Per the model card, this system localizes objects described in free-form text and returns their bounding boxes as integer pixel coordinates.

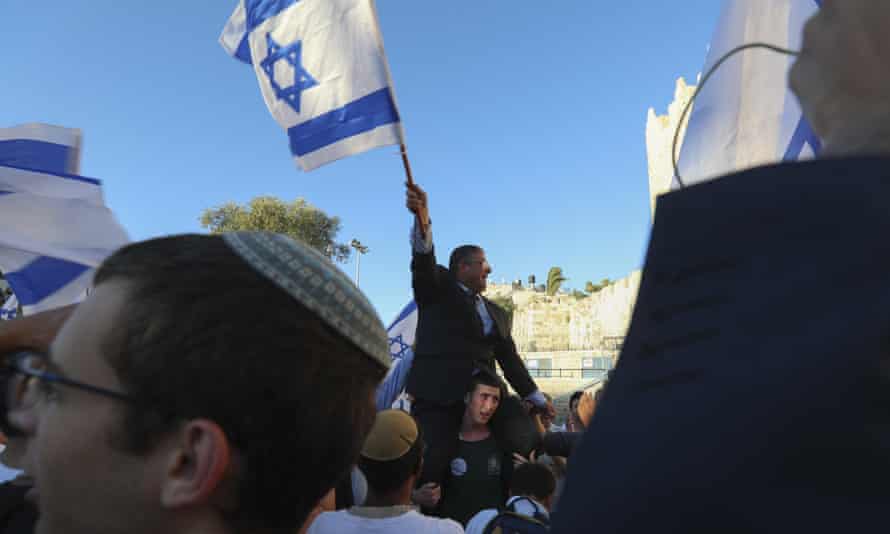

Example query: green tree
[200,196,351,262]
[584,278,614,294]
[546,267,567,296]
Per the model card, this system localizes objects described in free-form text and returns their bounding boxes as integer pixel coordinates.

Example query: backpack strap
[482,510,550,534]
[506,496,550,526]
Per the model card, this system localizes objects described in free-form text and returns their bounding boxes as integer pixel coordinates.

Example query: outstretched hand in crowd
[405,181,430,232]
[412,482,441,508]
[0,304,77,355]
[576,391,596,427]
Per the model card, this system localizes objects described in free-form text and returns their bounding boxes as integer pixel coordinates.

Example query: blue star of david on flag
[375,301,418,410]
[389,334,410,360]
[260,33,318,114]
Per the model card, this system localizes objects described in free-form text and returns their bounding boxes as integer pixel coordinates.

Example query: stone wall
[645,77,696,218]
[488,269,641,355]
[480,78,684,402]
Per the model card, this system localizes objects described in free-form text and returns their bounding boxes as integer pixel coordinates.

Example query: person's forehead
[467,251,488,265]
[49,279,131,378]
[476,383,500,396]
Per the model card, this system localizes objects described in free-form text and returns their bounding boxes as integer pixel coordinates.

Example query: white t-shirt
[308,508,464,534]
[464,496,550,534]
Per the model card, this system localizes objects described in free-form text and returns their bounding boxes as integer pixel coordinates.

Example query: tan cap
[361,410,420,462]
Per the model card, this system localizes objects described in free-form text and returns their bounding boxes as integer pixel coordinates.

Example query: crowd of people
[0,2,886,533]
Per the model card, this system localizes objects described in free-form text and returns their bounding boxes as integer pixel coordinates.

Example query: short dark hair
[358,432,424,494]
[93,235,386,534]
[449,245,483,272]
[465,367,506,398]
[510,463,556,502]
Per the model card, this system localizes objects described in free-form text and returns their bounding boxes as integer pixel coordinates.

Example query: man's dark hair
[93,234,387,534]
[449,245,483,273]
[510,463,556,502]
[465,367,506,398]
[358,433,425,494]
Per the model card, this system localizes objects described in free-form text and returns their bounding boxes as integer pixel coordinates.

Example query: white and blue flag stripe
[219,1,251,64]
[0,124,129,315]
[676,0,822,187]
[0,166,128,267]
[375,300,417,411]
[220,0,404,171]
[0,123,81,175]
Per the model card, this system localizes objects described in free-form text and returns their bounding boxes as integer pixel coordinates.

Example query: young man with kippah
[309,410,463,534]
[2,233,390,534]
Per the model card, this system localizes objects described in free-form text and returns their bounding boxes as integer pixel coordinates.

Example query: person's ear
[160,419,232,509]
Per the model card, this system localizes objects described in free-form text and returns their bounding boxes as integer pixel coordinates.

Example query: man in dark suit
[404,181,555,499]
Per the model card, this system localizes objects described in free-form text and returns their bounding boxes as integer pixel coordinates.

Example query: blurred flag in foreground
[0,123,82,175]
[676,0,822,187]
[0,124,129,315]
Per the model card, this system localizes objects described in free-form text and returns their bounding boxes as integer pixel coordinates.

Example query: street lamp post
[350,239,369,287]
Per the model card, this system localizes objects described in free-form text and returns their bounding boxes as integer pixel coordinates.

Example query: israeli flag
[0,123,82,175]
[220,0,404,171]
[676,0,822,187]
[0,126,129,315]
[0,294,17,321]
[375,300,417,411]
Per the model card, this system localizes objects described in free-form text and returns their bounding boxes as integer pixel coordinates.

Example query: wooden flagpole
[400,142,425,238]
[400,143,415,185]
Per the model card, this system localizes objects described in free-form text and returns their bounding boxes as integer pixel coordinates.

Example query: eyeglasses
[5,351,137,409]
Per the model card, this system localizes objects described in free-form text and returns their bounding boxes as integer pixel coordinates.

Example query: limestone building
[485,78,696,404]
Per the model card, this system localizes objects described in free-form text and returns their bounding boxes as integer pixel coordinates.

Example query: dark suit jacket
[405,248,538,404]
[552,157,890,533]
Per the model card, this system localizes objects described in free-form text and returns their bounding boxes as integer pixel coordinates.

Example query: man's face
[458,250,491,294]
[22,280,166,534]
[789,0,890,148]
[465,384,501,427]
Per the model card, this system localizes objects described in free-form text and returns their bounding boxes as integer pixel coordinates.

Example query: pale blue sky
[1,1,723,322]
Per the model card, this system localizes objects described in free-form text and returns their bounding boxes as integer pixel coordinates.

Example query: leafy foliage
[546,267,568,296]
[200,196,351,262]
[585,278,613,293]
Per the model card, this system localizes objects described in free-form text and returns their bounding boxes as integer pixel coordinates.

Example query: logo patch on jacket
[451,457,468,476]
